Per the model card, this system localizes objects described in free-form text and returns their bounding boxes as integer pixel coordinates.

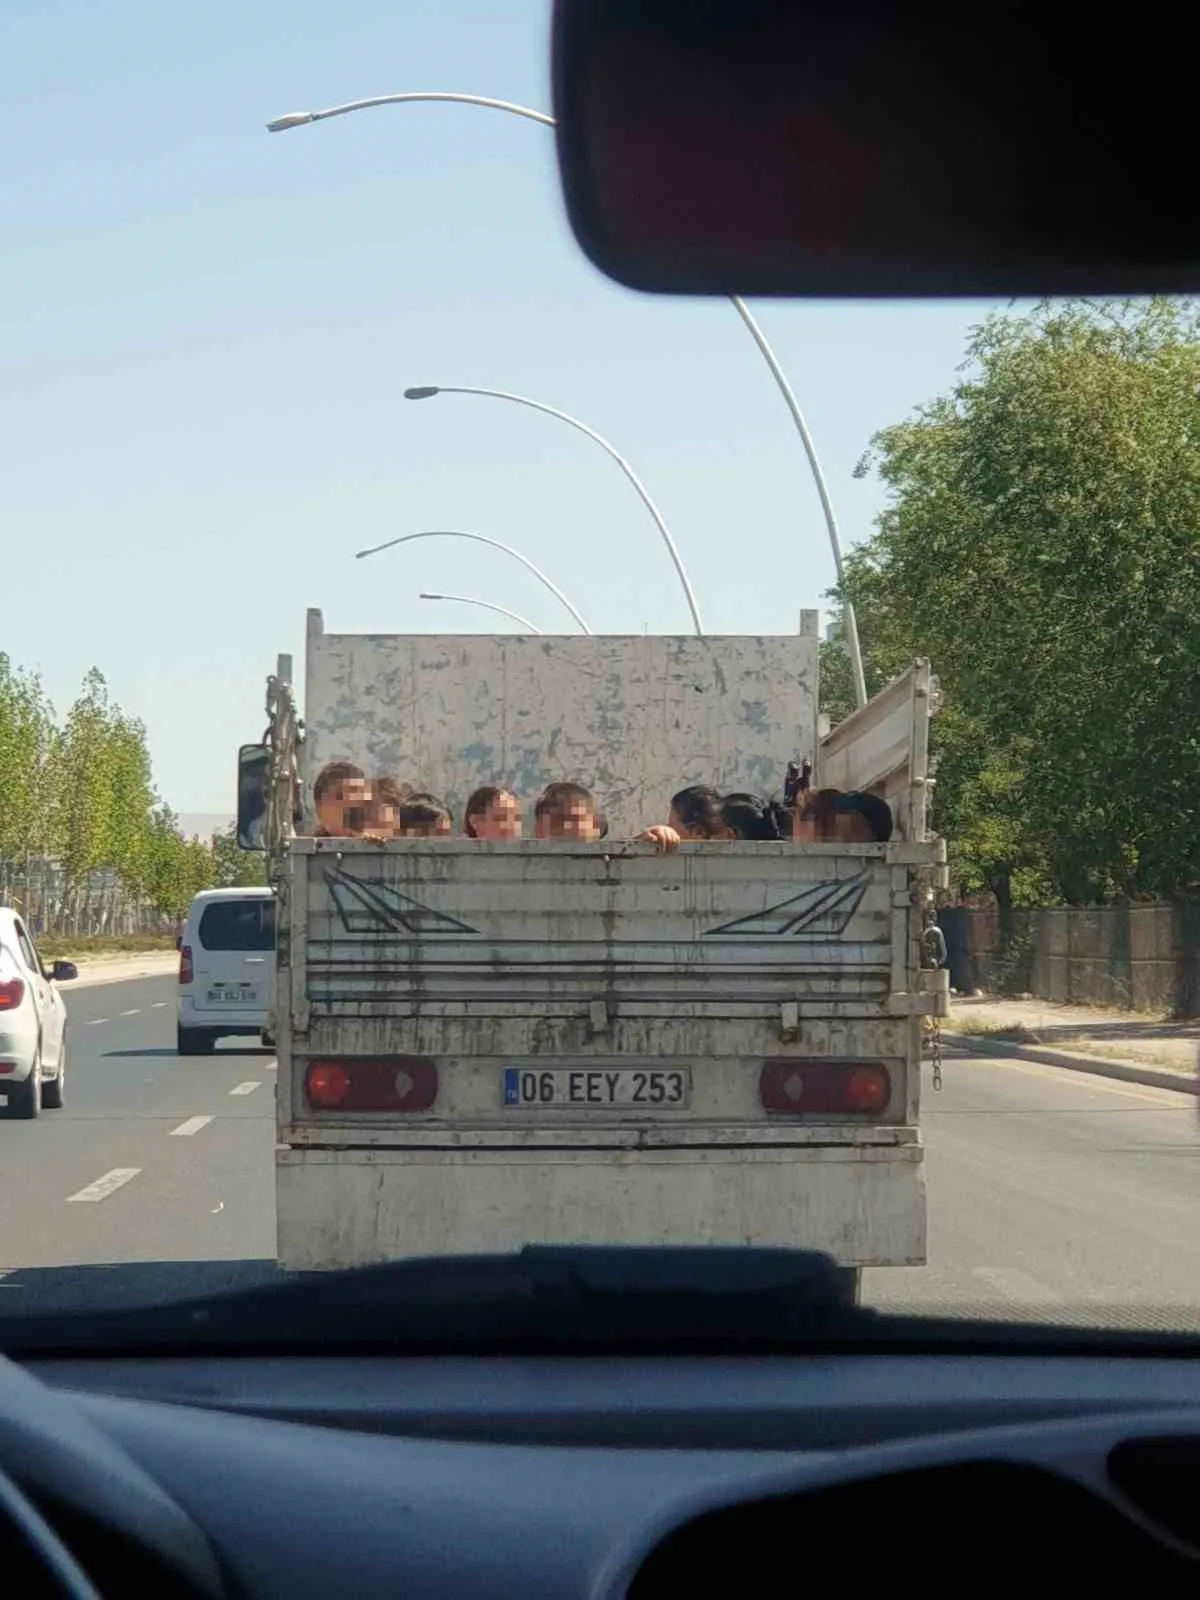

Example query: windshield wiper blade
[0,1247,873,1356]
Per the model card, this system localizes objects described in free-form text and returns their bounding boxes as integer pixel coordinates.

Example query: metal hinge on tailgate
[888,968,949,1016]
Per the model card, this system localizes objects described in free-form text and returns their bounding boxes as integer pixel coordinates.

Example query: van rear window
[197,899,275,952]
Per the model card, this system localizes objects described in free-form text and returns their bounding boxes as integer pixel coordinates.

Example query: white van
[176,887,276,1055]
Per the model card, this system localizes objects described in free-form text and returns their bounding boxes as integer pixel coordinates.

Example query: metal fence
[941,900,1200,1015]
[0,857,168,939]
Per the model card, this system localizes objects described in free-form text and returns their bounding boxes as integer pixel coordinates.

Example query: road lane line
[974,1266,1062,1304]
[86,1019,108,1026]
[120,1008,140,1016]
[230,1081,262,1096]
[150,1002,167,1009]
[67,1168,141,1203]
[169,1115,213,1137]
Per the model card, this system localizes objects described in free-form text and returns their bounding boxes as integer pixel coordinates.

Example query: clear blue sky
[1,0,1008,813]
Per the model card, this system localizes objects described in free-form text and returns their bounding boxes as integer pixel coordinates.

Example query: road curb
[943,1030,1197,1096]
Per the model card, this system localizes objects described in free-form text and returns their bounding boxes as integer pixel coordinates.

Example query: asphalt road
[1,975,1197,1328]
[865,1047,1200,1328]
[0,974,280,1315]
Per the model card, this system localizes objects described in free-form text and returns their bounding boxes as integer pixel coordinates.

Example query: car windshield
[0,1,1196,1343]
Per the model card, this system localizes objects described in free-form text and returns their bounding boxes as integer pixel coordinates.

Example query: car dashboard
[5,1347,1200,1594]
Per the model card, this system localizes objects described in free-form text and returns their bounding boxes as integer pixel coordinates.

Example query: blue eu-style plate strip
[502,1068,520,1106]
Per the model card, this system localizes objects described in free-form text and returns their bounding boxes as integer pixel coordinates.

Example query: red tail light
[304,1058,438,1112]
[760,1060,891,1115]
[0,977,26,1011]
[307,1063,350,1108]
[178,944,194,985]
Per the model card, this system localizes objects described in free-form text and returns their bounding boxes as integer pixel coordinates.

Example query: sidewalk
[61,950,179,989]
[943,994,1198,1095]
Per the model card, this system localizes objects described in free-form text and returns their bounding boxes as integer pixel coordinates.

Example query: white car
[177,887,276,1055]
[0,908,76,1118]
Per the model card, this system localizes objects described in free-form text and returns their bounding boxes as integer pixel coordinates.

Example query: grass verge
[37,933,177,962]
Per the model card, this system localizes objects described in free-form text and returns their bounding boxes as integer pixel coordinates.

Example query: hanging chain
[929,1012,943,1091]
[918,890,946,1093]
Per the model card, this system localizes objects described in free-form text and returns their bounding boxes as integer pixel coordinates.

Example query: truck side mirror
[237,743,271,852]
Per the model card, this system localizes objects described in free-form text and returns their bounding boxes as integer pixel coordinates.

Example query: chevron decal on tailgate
[703,875,867,938]
[324,868,482,937]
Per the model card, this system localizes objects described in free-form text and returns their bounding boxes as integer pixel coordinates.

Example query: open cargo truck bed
[271,612,945,1271]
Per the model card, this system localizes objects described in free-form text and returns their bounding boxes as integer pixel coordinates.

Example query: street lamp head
[418,592,446,601]
[403,386,440,401]
[266,112,316,132]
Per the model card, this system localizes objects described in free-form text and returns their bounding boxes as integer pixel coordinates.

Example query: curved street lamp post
[270,90,864,699]
[419,592,541,633]
[356,529,590,633]
[402,386,702,636]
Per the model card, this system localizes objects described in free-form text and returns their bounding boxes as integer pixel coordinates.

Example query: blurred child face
[789,808,817,842]
[472,792,522,840]
[536,796,600,841]
[318,776,370,835]
[397,814,452,839]
[363,789,399,836]
[668,805,711,840]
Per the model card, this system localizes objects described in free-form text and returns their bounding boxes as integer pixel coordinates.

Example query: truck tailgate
[279,837,943,1148]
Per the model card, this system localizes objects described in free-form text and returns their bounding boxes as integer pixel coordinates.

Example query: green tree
[0,656,55,907]
[1,655,220,934]
[210,823,268,888]
[817,636,858,728]
[141,805,218,920]
[46,669,118,928]
[845,297,1200,904]
[100,710,156,927]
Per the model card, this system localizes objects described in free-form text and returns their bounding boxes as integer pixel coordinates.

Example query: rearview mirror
[50,960,78,983]
[550,0,1198,298]
[237,743,270,852]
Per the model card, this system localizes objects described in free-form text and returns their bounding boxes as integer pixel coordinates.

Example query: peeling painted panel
[819,659,934,840]
[302,629,818,835]
[276,1145,926,1269]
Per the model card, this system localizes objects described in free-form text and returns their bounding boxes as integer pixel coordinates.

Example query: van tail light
[305,1058,438,1112]
[760,1061,891,1115]
[0,977,26,1011]
[178,945,194,985]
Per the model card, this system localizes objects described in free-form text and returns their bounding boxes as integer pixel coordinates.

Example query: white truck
[240,607,947,1290]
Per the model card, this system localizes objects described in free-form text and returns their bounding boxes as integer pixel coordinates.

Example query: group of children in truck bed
[308,762,893,848]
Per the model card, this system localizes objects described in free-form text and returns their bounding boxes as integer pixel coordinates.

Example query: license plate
[207,987,258,1005]
[502,1067,691,1109]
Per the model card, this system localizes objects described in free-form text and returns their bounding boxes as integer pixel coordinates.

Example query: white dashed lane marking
[120,1009,140,1017]
[67,1168,141,1203]
[151,1002,167,1009]
[169,1115,213,1137]
[86,1019,108,1026]
[230,1081,262,1096]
